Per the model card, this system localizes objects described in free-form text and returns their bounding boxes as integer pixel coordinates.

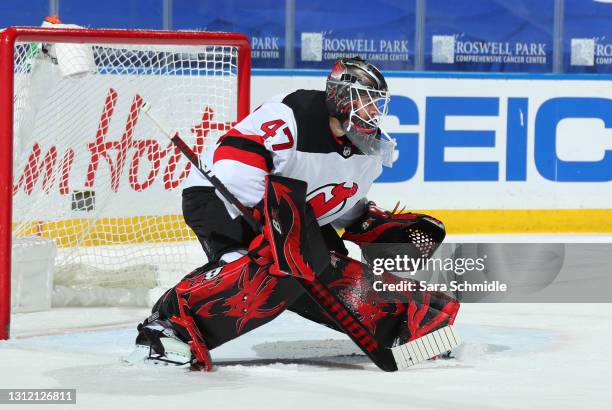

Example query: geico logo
[378,96,612,183]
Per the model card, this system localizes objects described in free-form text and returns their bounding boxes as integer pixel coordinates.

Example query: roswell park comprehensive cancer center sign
[301,33,411,65]
[431,35,548,65]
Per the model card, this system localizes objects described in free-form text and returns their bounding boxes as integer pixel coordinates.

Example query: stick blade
[391,325,461,370]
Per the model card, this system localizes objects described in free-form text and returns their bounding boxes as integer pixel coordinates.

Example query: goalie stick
[139,102,461,371]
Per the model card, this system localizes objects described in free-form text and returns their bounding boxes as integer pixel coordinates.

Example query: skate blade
[125,339,194,368]
[391,325,461,370]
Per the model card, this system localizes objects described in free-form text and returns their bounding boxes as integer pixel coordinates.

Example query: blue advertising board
[3,0,612,73]
[425,0,554,72]
[564,0,612,73]
[294,0,415,70]
[60,0,164,29]
[173,0,285,68]
[0,0,49,28]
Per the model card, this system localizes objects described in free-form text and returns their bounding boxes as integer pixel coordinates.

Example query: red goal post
[0,27,251,339]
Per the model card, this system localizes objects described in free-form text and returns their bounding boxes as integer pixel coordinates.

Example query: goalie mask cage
[0,27,251,339]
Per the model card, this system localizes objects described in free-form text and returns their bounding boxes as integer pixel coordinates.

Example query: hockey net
[0,27,250,338]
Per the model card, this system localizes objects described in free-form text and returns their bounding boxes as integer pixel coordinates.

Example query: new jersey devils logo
[307,182,359,220]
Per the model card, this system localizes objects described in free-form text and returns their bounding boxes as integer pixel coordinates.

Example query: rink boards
[251,71,612,233]
[11,71,612,238]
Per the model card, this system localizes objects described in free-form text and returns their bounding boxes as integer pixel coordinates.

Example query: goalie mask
[326,57,395,167]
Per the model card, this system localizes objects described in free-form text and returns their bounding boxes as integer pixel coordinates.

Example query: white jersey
[183,90,383,228]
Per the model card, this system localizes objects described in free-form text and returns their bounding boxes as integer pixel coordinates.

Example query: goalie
[128,57,460,371]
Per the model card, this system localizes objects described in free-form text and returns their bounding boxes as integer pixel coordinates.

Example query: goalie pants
[182,186,348,262]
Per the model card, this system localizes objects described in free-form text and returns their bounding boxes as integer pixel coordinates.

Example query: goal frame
[0,26,251,340]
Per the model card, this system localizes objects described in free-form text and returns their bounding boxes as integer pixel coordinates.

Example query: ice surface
[1,236,611,409]
[2,305,611,409]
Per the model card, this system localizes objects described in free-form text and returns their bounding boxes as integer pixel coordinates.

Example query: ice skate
[126,318,194,368]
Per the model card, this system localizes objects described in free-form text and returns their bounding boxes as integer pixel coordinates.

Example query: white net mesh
[11,35,241,308]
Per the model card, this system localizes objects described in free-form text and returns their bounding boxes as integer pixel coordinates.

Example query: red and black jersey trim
[214,135,273,173]
[282,89,362,157]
